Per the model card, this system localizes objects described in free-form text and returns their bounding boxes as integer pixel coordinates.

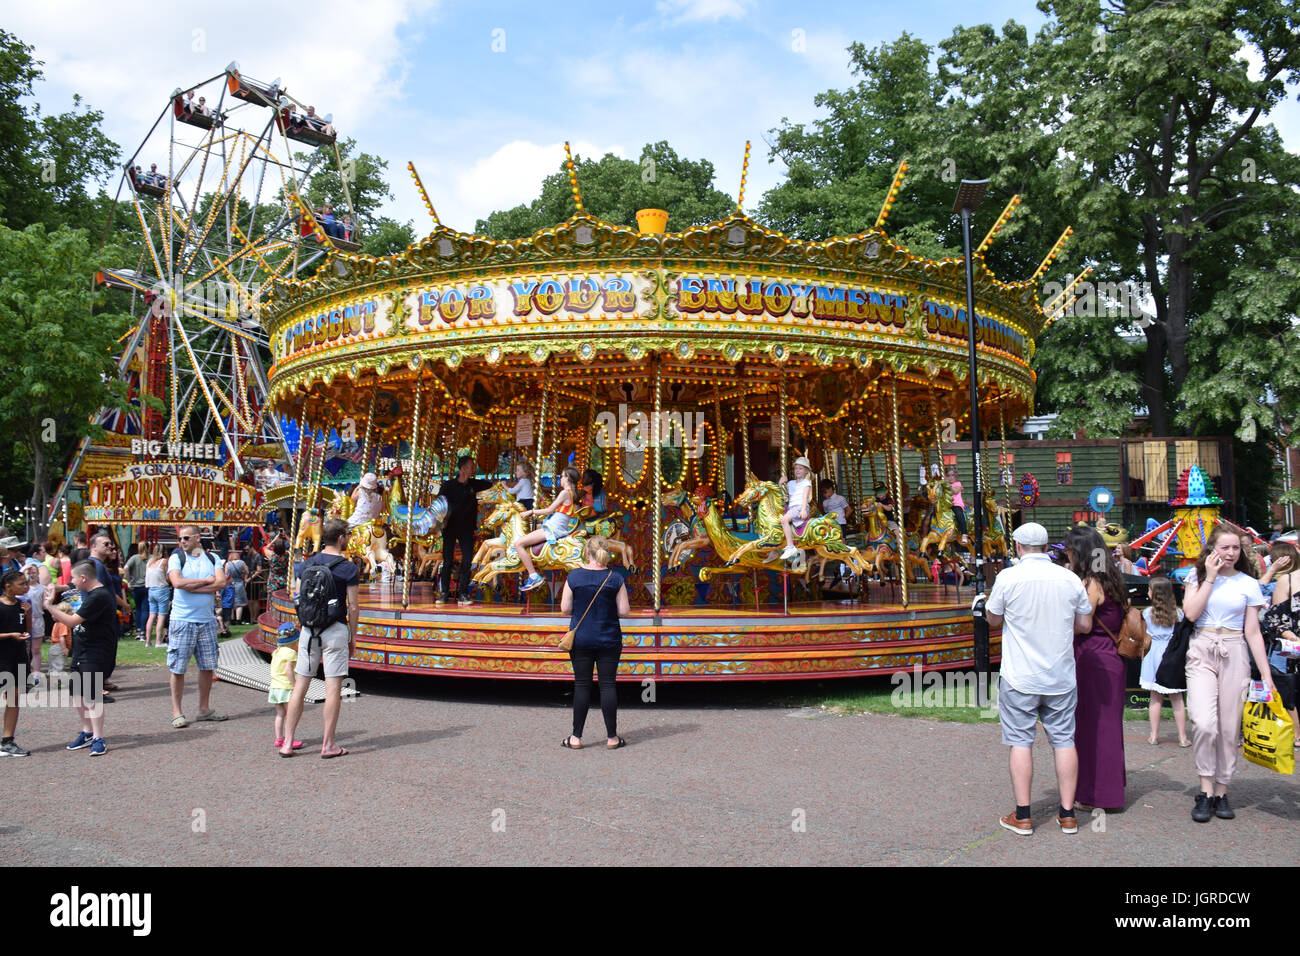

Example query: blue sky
[8,0,1297,233]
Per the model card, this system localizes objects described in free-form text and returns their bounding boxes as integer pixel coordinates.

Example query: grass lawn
[796,673,1180,724]
[39,622,257,669]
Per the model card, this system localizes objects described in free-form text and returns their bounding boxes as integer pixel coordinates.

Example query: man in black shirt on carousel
[437,455,491,606]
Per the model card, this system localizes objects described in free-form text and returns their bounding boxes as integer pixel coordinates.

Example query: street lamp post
[954,179,990,702]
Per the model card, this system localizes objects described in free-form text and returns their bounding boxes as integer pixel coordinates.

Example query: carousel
[249,148,1071,681]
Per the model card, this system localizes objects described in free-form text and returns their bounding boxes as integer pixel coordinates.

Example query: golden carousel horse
[918,479,971,580]
[325,490,394,577]
[470,499,587,588]
[697,475,873,581]
[294,510,322,553]
[469,483,637,574]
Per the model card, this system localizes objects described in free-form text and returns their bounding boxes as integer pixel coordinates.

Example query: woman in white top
[144,545,171,648]
[1181,526,1275,823]
[778,457,814,562]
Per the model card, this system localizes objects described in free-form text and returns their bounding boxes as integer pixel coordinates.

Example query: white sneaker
[781,546,800,561]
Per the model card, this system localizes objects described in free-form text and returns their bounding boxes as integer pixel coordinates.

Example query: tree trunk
[1165,235,1192,398]
[1142,322,1169,436]
[28,431,47,544]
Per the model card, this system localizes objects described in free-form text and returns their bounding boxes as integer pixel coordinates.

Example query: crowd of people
[986,521,1292,831]
[0,525,297,757]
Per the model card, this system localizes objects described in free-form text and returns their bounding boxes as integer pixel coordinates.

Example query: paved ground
[4,663,1298,866]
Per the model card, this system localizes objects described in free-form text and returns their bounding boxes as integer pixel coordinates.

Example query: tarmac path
[4,664,1297,866]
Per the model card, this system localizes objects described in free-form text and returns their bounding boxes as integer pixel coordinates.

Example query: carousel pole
[402,378,423,609]
[652,357,663,623]
[288,415,307,588]
[534,365,550,508]
[714,398,725,491]
[360,387,378,475]
[999,396,1012,524]
[739,380,751,479]
[890,373,909,608]
[778,364,788,478]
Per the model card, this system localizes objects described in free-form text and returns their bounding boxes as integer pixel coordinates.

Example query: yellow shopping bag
[1241,695,1295,775]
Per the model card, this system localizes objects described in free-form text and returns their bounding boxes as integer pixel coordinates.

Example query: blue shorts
[148,586,172,616]
[167,619,220,674]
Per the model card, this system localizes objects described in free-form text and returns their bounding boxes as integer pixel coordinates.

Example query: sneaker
[0,741,30,757]
[457,596,473,606]
[998,811,1033,836]
[780,546,800,561]
[67,731,94,751]
[1191,792,1213,823]
[89,737,107,756]
[1211,794,1235,820]
[521,573,546,592]
[31,674,40,687]
[435,594,448,606]
[1056,811,1078,834]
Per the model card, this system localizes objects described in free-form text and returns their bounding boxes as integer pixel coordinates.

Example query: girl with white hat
[347,473,383,528]
[778,457,814,562]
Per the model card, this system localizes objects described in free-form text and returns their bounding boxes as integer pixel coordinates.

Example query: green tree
[0,224,133,538]
[476,142,736,238]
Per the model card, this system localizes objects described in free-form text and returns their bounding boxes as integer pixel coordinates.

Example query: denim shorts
[167,618,220,674]
[148,586,172,615]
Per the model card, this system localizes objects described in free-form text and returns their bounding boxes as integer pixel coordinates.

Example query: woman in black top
[560,536,630,749]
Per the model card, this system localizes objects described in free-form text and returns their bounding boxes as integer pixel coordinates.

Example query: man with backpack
[279,518,358,759]
[167,525,229,728]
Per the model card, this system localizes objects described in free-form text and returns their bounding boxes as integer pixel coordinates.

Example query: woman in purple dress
[1065,526,1127,809]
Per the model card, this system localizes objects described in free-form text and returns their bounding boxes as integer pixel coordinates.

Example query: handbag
[1098,604,1150,661]
[559,569,614,652]
[1155,616,1196,690]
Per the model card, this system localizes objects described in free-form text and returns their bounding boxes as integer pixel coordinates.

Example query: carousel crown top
[262,146,1072,460]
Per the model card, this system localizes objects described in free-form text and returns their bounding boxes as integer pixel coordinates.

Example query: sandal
[606,736,627,749]
[561,735,582,749]
[1147,734,1158,745]
[171,715,189,728]
[1179,738,1192,748]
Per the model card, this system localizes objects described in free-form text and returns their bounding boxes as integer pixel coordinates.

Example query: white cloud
[655,0,755,23]
[440,139,626,231]
[11,0,438,156]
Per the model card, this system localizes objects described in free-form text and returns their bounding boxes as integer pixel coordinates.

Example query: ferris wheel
[52,62,364,518]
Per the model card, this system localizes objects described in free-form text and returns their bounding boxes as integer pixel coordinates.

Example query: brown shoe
[999,812,1033,835]
[1056,812,1078,834]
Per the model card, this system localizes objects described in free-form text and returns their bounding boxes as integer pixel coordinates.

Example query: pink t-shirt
[950,480,965,509]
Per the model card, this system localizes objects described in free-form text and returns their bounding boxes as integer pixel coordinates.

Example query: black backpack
[296,555,347,631]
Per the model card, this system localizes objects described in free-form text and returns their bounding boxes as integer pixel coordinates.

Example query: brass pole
[714,398,725,490]
[402,379,423,609]
[890,374,908,608]
[360,386,377,474]
[534,366,550,509]
[999,395,1012,522]
[288,416,307,591]
[653,357,663,618]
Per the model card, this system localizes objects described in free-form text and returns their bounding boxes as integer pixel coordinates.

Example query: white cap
[792,457,812,472]
[1011,522,1049,546]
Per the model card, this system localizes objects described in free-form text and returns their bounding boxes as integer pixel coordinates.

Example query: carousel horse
[661,483,712,571]
[470,500,587,588]
[917,479,971,581]
[698,476,873,581]
[386,472,448,577]
[470,482,518,570]
[981,493,1011,564]
[294,509,322,553]
[574,506,637,573]
[325,490,394,577]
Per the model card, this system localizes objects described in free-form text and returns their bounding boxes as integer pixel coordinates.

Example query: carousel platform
[249,581,1000,682]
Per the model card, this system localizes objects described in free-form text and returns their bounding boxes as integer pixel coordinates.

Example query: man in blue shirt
[166,525,228,728]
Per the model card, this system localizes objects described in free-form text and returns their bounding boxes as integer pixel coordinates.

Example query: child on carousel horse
[778,456,815,562]
[505,461,535,511]
[513,466,581,592]
[580,469,606,514]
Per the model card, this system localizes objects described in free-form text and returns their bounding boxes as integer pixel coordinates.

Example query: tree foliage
[476,142,736,238]
[0,224,134,533]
